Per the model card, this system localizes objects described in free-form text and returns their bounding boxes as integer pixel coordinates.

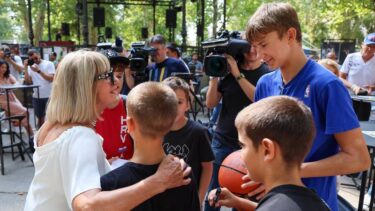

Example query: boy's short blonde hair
[126,82,178,139]
[235,96,315,167]
[46,50,110,125]
[246,3,302,43]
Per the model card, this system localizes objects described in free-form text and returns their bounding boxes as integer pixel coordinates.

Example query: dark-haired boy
[100,82,200,211]
[163,76,214,206]
[208,96,330,211]
[245,3,370,211]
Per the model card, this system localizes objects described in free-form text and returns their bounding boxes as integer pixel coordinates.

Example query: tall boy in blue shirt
[245,3,370,211]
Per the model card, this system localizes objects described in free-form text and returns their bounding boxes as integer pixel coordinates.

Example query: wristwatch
[37,70,41,74]
[236,73,245,81]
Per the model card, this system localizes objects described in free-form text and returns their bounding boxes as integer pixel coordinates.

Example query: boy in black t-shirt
[207,96,330,211]
[101,82,200,211]
[163,76,214,206]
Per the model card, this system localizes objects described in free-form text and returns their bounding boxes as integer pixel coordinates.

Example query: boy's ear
[260,138,276,162]
[286,27,297,42]
[127,116,135,133]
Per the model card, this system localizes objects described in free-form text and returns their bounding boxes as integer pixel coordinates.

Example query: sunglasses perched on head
[95,69,115,85]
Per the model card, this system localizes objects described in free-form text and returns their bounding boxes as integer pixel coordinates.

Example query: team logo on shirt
[120,115,128,144]
[304,84,310,98]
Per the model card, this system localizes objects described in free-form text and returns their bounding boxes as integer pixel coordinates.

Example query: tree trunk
[212,0,218,37]
[34,0,47,45]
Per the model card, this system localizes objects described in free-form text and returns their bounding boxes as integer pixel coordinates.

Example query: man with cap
[95,49,134,163]
[340,33,375,121]
[166,42,190,71]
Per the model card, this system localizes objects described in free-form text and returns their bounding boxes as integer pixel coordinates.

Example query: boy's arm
[73,155,192,210]
[198,161,213,205]
[301,128,370,177]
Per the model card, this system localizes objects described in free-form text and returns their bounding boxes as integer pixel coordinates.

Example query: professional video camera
[97,36,124,52]
[202,30,250,77]
[129,42,156,72]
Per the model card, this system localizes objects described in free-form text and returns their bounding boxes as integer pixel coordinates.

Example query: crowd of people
[0,2,373,211]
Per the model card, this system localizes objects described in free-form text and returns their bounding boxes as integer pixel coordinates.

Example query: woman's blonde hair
[46,50,110,125]
[318,59,340,76]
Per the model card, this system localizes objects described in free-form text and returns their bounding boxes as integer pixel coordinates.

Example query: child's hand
[241,174,266,200]
[207,187,239,208]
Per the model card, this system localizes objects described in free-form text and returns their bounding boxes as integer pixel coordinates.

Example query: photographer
[24,49,55,129]
[205,41,269,211]
[0,45,24,82]
[126,35,189,89]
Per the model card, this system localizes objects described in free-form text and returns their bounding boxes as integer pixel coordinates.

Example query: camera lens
[204,55,228,77]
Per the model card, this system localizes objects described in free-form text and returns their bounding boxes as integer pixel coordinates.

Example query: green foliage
[1,0,374,48]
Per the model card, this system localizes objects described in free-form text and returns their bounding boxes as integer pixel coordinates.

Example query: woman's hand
[225,54,241,77]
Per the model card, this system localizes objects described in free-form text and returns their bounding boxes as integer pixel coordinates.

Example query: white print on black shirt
[163,143,190,160]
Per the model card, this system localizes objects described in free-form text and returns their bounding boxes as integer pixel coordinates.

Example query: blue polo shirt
[255,59,359,211]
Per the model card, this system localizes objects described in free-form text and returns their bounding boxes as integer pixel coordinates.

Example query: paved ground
[0,108,370,211]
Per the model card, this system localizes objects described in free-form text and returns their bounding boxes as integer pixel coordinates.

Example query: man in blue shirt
[126,35,189,89]
[246,3,370,211]
[148,35,189,81]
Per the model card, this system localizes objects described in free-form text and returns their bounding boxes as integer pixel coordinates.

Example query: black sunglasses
[95,69,115,85]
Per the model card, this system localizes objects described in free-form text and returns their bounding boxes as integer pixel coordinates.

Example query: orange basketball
[218,150,258,195]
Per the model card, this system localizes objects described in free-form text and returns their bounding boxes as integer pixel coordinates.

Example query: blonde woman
[25,50,191,211]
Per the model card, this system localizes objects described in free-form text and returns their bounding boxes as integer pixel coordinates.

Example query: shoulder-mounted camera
[202,30,249,77]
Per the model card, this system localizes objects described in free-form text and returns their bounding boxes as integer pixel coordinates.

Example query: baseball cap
[364,33,375,45]
[100,49,129,65]
[166,43,181,57]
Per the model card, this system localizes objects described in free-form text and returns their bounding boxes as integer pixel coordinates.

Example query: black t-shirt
[256,185,331,211]
[149,57,189,82]
[163,119,214,188]
[101,162,200,211]
[216,63,269,147]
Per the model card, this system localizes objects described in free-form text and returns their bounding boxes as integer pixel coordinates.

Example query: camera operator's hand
[4,55,12,63]
[225,54,241,77]
[30,64,41,73]
[224,54,256,102]
[125,67,135,89]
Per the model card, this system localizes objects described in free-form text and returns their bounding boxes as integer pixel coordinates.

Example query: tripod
[188,82,205,121]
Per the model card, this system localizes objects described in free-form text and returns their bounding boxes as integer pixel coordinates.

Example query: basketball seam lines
[220,164,247,175]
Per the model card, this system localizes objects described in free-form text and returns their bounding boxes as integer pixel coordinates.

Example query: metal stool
[0,115,33,175]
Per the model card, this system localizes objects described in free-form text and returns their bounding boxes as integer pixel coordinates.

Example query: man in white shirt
[0,45,24,82]
[340,33,375,121]
[24,49,55,128]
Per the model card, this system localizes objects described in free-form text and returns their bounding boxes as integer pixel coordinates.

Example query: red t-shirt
[95,98,134,159]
